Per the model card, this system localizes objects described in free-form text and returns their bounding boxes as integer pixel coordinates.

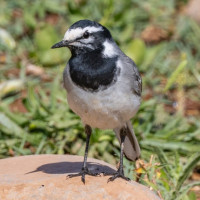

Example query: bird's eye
[83,31,89,39]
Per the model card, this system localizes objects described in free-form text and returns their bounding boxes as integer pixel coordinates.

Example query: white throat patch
[63,26,103,41]
[102,40,117,57]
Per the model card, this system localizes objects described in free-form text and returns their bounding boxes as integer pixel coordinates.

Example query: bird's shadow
[26,161,116,175]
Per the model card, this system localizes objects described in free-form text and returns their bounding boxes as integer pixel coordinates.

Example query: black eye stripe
[83,31,90,39]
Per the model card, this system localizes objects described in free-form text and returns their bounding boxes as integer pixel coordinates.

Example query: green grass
[0,0,200,199]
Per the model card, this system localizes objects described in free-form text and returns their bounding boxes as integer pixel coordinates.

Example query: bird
[51,19,142,184]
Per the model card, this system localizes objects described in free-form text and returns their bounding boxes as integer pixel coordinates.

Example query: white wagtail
[52,19,142,183]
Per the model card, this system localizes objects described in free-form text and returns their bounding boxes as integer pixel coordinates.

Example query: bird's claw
[66,167,101,184]
[106,170,130,182]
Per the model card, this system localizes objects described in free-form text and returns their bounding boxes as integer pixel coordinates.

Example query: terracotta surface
[0,155,160,200]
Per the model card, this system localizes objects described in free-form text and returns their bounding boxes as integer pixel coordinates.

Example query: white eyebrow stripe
[102,40,117,57]
[63,26,103,41]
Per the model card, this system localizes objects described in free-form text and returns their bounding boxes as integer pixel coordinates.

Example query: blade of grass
[154,147,173,179]
[141,140,200,152]
[175,181,200,200]
[164,60,187,92]
[0,113,25,138]
[175,153,200,191]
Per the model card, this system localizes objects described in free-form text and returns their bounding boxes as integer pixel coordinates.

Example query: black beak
[51,40,68,49]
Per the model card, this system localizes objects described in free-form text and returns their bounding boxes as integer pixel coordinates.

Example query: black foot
[66,167,101,184]
[107,170,130,182]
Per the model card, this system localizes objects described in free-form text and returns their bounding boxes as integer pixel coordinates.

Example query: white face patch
[102,40,117,58]
[63,26,103,41]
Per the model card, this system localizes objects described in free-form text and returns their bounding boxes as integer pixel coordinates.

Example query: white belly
[66,83,140,130]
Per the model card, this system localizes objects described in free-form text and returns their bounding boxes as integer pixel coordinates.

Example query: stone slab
[0,154,161,200]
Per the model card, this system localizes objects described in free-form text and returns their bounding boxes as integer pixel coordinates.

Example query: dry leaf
[141,25,168,43]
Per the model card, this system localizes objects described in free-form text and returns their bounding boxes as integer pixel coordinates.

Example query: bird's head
[51,20,115,56]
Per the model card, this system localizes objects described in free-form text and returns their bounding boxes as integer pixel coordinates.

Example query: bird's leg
[107,127,130,182]
[66,125,100,184]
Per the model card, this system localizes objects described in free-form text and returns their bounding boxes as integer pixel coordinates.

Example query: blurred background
[0,0,200,199]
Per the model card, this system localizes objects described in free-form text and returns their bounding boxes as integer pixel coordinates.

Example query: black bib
[69,52,119,92]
